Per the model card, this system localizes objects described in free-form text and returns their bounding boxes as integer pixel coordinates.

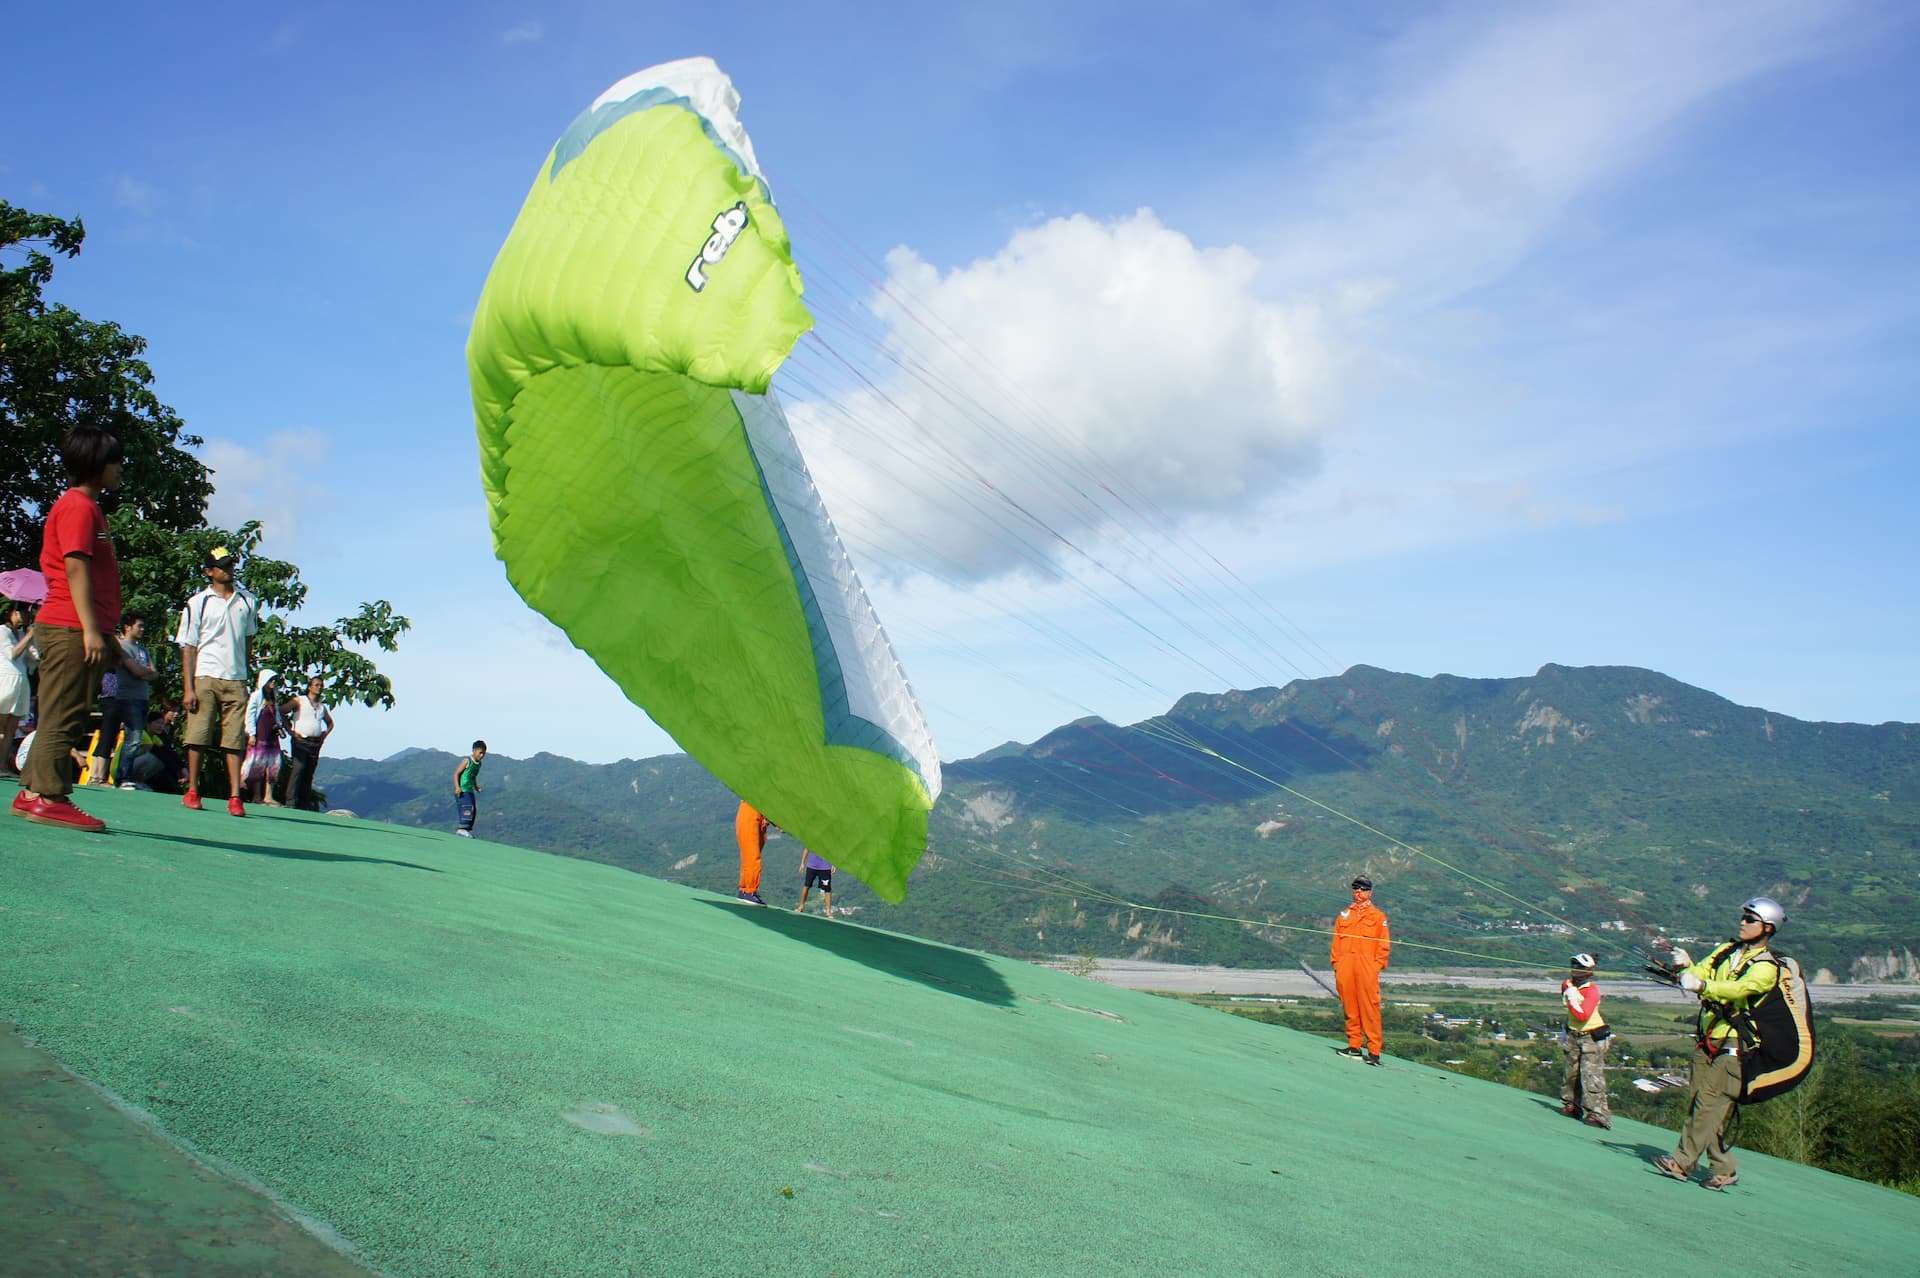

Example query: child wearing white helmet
[1558,952,1611,1129]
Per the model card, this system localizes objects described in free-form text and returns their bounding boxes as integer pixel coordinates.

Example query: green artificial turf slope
[2,788,1916,1277]
[0,1025,374,1276]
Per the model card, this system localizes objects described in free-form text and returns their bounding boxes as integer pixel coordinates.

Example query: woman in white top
[1,600,37,778]
[282,673,334,811]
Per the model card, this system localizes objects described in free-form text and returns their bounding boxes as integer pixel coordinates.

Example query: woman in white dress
[242,668,285,804]
[0,600,36,778]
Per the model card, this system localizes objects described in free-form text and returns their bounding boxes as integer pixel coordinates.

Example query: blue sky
[8,0,1917,764]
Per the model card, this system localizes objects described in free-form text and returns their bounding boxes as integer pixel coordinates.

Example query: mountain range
[315,664,1920,981]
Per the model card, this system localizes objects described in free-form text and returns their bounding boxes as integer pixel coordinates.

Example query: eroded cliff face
[1845,947,1920,984]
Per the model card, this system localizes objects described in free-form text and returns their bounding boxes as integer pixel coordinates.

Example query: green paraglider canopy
[468,57,940,900]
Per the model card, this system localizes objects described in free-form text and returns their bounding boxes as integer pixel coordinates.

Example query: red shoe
[227,795,246,817]
[14,791,106,833]
[182,790,203,811]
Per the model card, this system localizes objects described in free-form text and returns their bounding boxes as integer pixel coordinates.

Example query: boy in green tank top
[452,740,486,836]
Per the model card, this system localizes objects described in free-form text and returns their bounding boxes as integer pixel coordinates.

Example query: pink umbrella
[0,568,48,604]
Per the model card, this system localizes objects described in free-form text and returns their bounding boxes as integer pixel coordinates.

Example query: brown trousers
[22,624,115,800]
[1675,1044,1743,1175]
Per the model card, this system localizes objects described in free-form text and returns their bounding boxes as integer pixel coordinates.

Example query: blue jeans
[97,697,147,781]
[455,791,477,832]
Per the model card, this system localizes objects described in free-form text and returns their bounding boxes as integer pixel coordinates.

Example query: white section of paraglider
[590,57,768,181]
[735,387,942,799]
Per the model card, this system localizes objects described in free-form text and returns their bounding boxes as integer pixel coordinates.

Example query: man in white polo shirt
[175,545,261,816]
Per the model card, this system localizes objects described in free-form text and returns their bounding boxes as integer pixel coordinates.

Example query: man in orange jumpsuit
[735,801,769,906]
[1330,874,1391,1065]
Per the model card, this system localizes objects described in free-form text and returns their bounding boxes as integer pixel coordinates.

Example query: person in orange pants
[735,800,770,906]
[1330,874,1391,1065]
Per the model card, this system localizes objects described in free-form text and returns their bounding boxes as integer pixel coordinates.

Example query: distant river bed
[1079,958,1920,1007]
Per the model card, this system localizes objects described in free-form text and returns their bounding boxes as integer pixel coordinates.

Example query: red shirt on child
[38,488,121,633]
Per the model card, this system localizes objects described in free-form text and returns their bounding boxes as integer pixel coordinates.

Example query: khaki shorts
[184,677,248,752]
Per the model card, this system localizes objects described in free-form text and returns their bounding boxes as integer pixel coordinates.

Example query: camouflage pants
[1560,1032,1610,1122]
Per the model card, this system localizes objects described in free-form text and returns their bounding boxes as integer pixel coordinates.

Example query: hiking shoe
[227,796,246,817]
[1559,1103,1582,1118]
[1702,1171,1738,1191]
[182,789,203,811]
[1652,1155,1692,1182]
[1582,1115,1613,1130]
[1332,1046,1365,1059]
[1365,1053,1383,1067]
[454,829,472,838]
[736,890,766,906]
[13,791,106,833]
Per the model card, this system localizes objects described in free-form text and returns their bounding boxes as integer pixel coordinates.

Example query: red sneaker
[227,796,246,817]
[182,790,203,811]
[9,790,33,818]
[15,792,106,833]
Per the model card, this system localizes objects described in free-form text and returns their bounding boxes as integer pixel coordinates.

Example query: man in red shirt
[12,426,124,832]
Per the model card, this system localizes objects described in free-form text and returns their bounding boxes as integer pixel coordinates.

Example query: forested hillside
[318,664,1920,977]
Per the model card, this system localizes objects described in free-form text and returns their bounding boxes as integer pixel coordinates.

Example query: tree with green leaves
[3,200,409,714]
[1,201,213,568]
[113,516,409,711]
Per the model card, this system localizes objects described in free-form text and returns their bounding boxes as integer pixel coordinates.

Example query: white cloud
[113,175,161,216]
[1263,0,1852,300]
[754,0,1884,728]
[501,20,545,45]
[319,581,678,764]
[266,15,305,52]
[945,2,1090,87]
[781,4,1858,594]
[202,429,333,550]
[787,210,1334,582]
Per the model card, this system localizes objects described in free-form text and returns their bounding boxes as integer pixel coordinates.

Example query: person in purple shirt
[795,847,835,917]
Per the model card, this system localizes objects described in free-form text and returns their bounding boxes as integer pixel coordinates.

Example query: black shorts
[804,867,832,891]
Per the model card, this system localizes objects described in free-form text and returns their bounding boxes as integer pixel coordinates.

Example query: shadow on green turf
[1525,1098,1678,1176]
[701,900,1016,1007]
[158,832,441,872]
[1600,1138,1677,1166]
[248,809,444,841]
